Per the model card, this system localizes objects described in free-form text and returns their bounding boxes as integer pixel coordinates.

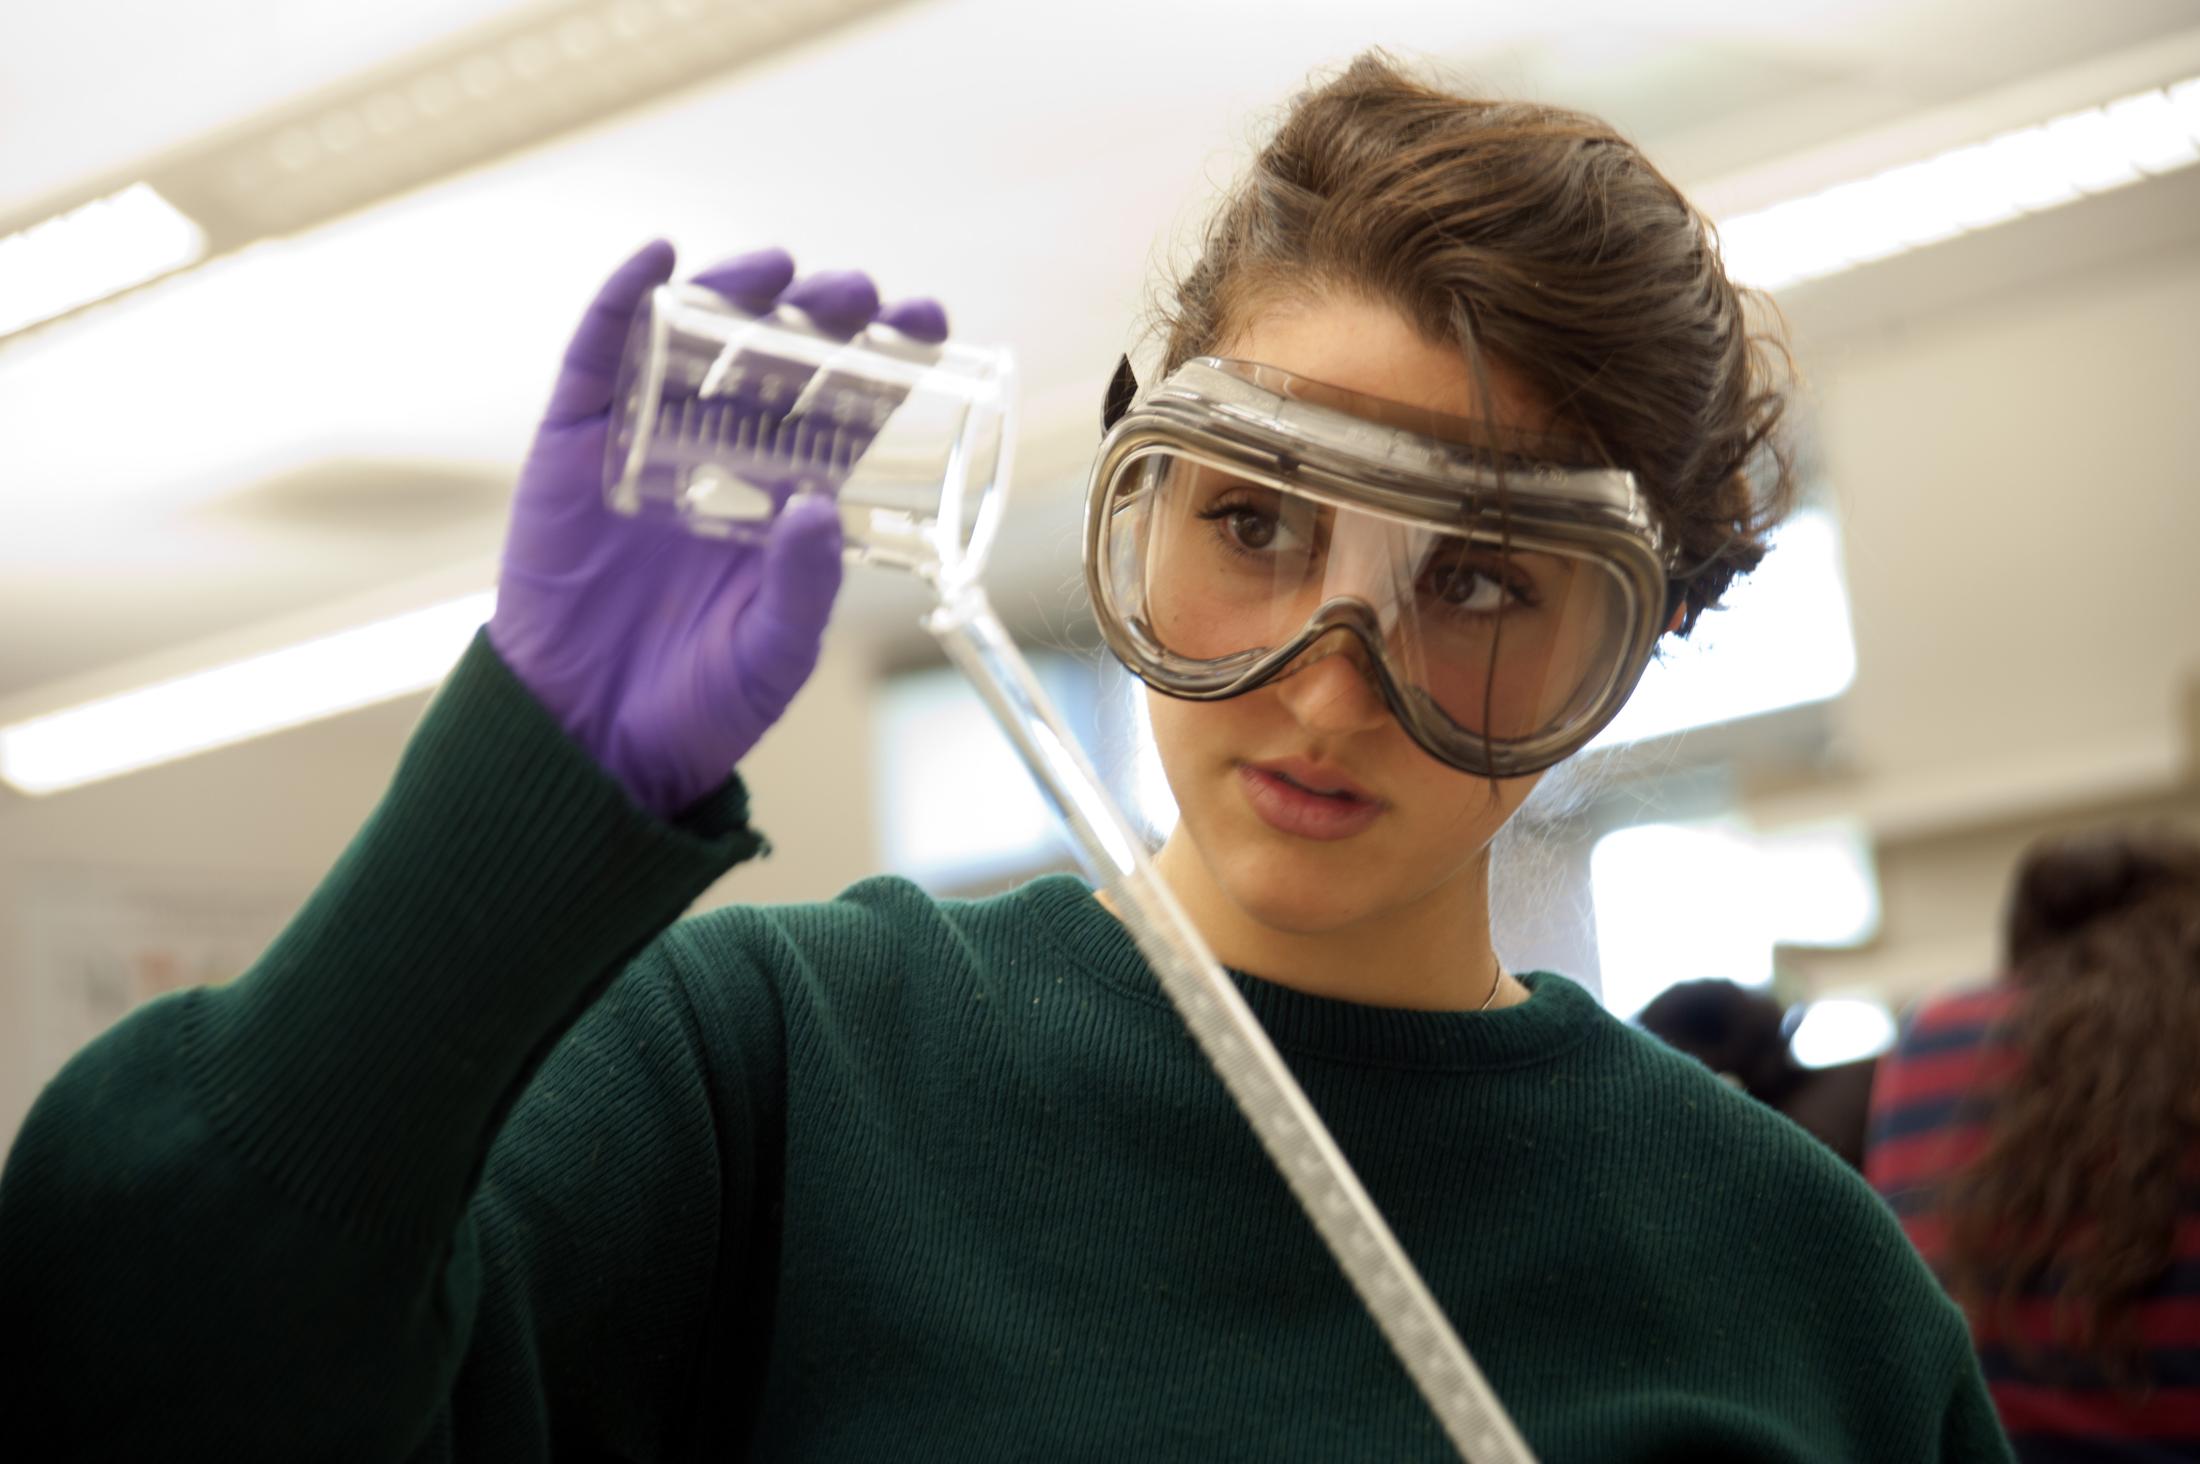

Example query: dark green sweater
[0,633,2010,1462]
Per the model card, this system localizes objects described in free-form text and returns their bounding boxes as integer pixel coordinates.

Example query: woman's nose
[1270,629,1393,739]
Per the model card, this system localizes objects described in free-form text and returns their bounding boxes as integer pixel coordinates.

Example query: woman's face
[1144,294,1553,936]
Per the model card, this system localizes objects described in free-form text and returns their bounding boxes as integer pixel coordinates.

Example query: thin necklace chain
[1476,956,1504,1012]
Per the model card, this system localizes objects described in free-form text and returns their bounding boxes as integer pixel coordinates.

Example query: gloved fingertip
[780,271,882,339]
[691,246,797,311]
[549,240,679,422]
[773,493,845,556]
[717,244,795,275]
[591,239,677,317]
[760,495,845,621]
[624,237,678,279]
[877,297,949,345]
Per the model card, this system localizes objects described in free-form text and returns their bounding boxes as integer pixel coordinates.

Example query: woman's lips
[1237,762,1387,841]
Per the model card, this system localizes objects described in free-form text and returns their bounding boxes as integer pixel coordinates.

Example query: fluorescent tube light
[0,184,208,338]
[1720,75,2200,292]
[0,591,493,796]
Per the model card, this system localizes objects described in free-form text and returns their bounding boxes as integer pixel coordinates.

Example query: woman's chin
[1210,850,1397,936]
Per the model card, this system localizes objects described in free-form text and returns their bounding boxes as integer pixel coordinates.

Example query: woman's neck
[1115,834,1530,1012]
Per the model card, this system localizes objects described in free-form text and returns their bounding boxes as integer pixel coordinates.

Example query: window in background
[1590,508,1856,751]
[875,651,1151,894]
[1590,819,1880,1020]
[1788,998,1899,1069]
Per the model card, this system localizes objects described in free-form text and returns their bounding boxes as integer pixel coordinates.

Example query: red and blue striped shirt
[1868,984,2200,1461]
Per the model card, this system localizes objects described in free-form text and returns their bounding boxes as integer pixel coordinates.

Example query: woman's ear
[1660,580,1688,637]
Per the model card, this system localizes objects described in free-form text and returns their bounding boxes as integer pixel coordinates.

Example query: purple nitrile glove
[489,240,951,818]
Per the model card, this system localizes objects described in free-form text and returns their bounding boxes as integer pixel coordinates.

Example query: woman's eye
[1196,492,1309,557]
[1423,561,1521,612]
[1226,508,1279,550]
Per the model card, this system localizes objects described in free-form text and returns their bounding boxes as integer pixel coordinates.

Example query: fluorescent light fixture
[0,184,208,338]
[0,591,493,796]
[1720,74,2200,291]
[1788,998,1897,1069]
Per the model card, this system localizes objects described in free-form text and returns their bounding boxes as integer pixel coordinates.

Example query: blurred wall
[1503,238,2200,1008]
[1813,248,2200,781]
[1782,784,2200,1007]
[0,637,875,1143]
[1754,240,2200,1010]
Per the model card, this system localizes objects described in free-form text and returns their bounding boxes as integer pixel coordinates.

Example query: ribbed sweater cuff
[187,628,764,1248]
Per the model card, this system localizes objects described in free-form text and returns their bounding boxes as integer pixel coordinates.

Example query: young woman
[1,54,2012,1461]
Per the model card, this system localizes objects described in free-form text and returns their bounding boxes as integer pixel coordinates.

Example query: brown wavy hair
[1943,826,2200,1385]
[1152,50,1797,631]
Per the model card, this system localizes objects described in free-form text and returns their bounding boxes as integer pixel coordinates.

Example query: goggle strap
[1103,354,1139,433]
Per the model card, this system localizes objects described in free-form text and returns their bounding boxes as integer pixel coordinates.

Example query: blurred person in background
[1637,978,1878,1171]
[1868,826,2200,1459]
[2,53,2010,1460]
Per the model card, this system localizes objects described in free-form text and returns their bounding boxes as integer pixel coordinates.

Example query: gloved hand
[488,240,950,818]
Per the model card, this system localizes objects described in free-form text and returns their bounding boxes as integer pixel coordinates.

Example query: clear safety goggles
[1084,357,1683,778]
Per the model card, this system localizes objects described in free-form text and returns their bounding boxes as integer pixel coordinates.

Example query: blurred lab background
[3,0,2198,1144]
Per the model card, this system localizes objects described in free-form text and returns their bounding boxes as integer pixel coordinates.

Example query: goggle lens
[1110,453,1641,753]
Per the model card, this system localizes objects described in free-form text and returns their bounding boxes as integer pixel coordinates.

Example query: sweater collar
[1018,873,1608,1072]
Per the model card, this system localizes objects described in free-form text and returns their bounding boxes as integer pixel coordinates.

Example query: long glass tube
[924,583,1537,1464]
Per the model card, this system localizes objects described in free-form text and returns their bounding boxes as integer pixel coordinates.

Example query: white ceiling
[3,0,2198,704]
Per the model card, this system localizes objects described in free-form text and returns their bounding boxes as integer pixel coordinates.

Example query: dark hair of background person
[1150,48,1799,636]
[1637,979,1878,1171]
[1943,826,2200,1386]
